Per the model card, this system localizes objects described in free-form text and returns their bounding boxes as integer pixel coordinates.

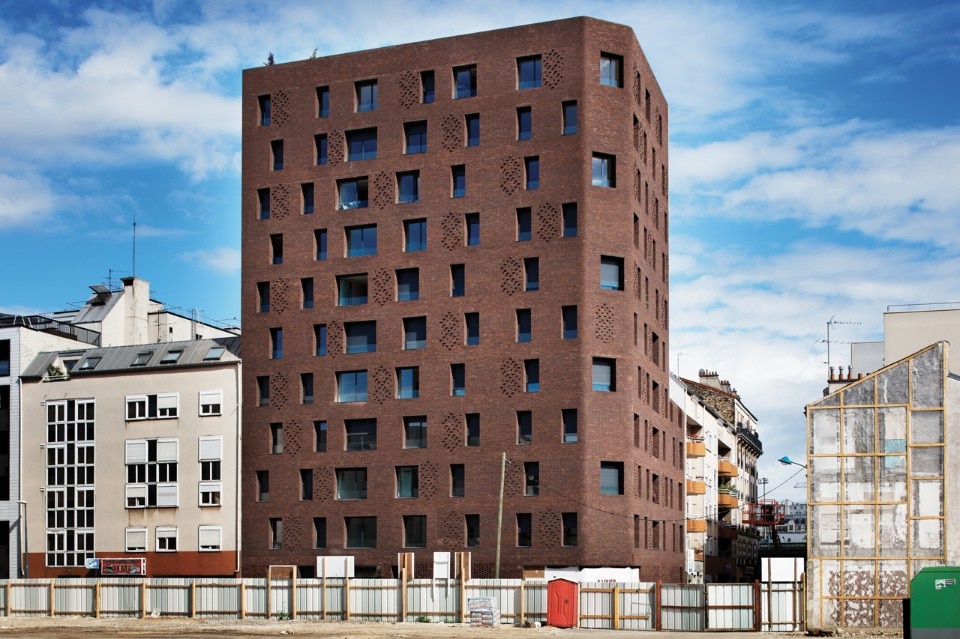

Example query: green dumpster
[910,567,960,639]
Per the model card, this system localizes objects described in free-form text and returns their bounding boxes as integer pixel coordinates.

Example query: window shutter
[125,440,147,464]
[157,483,178,507]
[157,439,178,462]
[199,436,222,461]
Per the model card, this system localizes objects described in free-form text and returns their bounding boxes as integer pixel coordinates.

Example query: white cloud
[182,246,240,273]
[0,173,58,228]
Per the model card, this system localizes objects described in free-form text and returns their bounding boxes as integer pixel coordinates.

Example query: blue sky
[2,0,958,500]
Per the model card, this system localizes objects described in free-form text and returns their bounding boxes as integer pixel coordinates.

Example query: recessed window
[465,312,479,346]
[397,466,419,498]
[300,469,313,500]
[271,139,283,170]
[421,70,435,103]
[257,282,270,313]
[346,128,377,161]
[257,376,269,406]
[316,86,329,117]
[451,363,466,397]
[465,212,480,246]
[270,234,283,265]
[517,56,541,89]
[315,229,328,260]
[524,257,539,291]
[517,106,532,141]
[338,177,369,209]
[466,514,480,547]
[562,513,578,546]
[257,470,270,501]
[315,134,328,165]
[344,321,376,354]
[337,273,368,306]
[345,419,376,451]
[453,64,477,98]
[562,101,577,135]
[337,467,368,499]
[525,156,539,190]
[346,224,377,257]
[451,264,465,297]
[600,52,623,88]
[403,416,427,449]
[301,373,313,405]
[314,324,327,356]
[451,464,465,497]
[404,218,426,252]
[301,183,314,214]
[465,114,480,146]
[396,268,419,301]
[524,461,540,496]
[258,94,271,126]
[466,413,480,447]
[403,515,427,548]
[301,278,314,309]
[314,420,327,452]
[517,410,532,444]
[403,316,427,350]
[517,513,532,547]
[397,366,420,399]
[404,121,427,154]
[562,202,578,237]
[562,409,578,443]
[269,328,283,359]
[397,170,420,203]
[600,255,624,290]
[600,461,624,495]
[592,153,616,187]
[524,359,540,392]
[516,208,531,241]
[345,516,376,548]
[516,308,531,343]
[452,164,466,198]
[592,357,616,392]
[336,370,368,403]
[257,188,270,219]
[157,526,178,552]
[355,79,378,112]
[314,517,327,548]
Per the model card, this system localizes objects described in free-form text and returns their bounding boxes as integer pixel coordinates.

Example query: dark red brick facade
[241,17,681,580]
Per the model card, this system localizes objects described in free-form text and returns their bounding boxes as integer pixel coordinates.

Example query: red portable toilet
[546,578,579,628]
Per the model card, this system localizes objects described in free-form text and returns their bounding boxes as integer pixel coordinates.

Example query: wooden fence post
[140,580,147,618]
[344,576,351,621]
[48,581,55,617]
[94,581,101,618]
[519,581,525,626]
[5,581,11,617]
[190,580,197,618]
[655,580,661,631]
[612,583,620,630]
[239,580,246,619]
[754,580,761,632]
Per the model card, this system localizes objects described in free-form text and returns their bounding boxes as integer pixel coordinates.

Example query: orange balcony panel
[718,460,738,477]
[686,480,706,495]
[719,525,738,540]
[718,493,739,509]
[687,519,707,533]
[686,441,706,457]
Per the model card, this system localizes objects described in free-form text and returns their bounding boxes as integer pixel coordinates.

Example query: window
[562,305,577,339]
[592,153,616,187]
[600,461,624,495]
[301,277,314,309]
[345,418,376,451]
[465,312,480,346]
[562,513,578,546]
[346,224,377,257]
[125,439,178,508]
[199,526,221,552]
[421,70,435,103]
[562,409,578,443]
[345,516,376,548]
[516,308,531,343]
[451,264,465,297]
[314,420,327,452]
[299,182,314,215]
[315,324,327,356]
[199,436,221,506]
[404,416,427,449]
[466,514,480,547]
[130,350,151,367]
[257,188,270,219]
[516,207,531,241]
[301,373,314,404]
[199,390,222,416]
[562,101,577,135]
[396,268,419,301]
[593,358,616,392]
[270,423,283,454]
[126,528,147,552]
[600,52,623,87]
[315,229,328,260]
[270,327,283,359]
[345,321,376,354]
[316,85,330,117]
[204,346,225,361]
[465,212,480,245]
[397,466,419,498]
[337,468,367,499]
[270,234,283,264]
[601,255,624,290]
[346,128,378,161]
[451,363,466,397]
[257,376,269,406]
[314,518,327,548]
[524,462,539,496]
[338,177,369,209]
[517,55,541,89]
[517,513,532,547]
[465,413,480,447]
[337,273,368,306]
[465,113,480,146]
[517,411,532,444]
[404,218,427,252]
[404,121,427,154]
[258,94,271,125]
[299,469,314,501]
[78,355,101,370]
[403,316,427,350]
[397,170,420,203]
[453,64,476,98]
[315,134,328,165]
[517,106,532,140]
[157,527,178,552]
[524,359,540,392]
[403,515,427,548]
[452,164,466,197]
[337,370,368,402]
[397,367,420,399]
[562,202,577,237]
[125,393,179,420]
[271,139,283,170]
[521,258,541,292]
[355,79,378,111]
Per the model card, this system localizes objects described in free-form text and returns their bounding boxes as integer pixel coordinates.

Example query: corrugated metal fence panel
[579,581,613,629]
[268,578,292,618]
[406,579,460,622]
[523,580,547,623]
[619,582,656,630]
[244,578,268,618]
[661,584,706,631]
[10,579,52,616]
[707,583,755,631]
[323,578,347,620]
[294,578,323,619]
[762,581,804,632]
[349,579,398,622]
[195,578,241,618]
[466,579,522,621]
[148,577,189,616]
[53,578,94,615]
[99,579,143,617]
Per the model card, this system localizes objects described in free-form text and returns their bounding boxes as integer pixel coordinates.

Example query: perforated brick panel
[398,70,419,109]
[272,89,291,127]
[538,510,561,546]
[371,268,392,305]
[504,461,523,497]
[420,462,440,498]
[370,366,392,403]
[315,465,332,502]
[271,184,291,221]
[328,130,344,166]
[542,49,564,89]
[536,202,560,241]
[441,212,461,251]
[285,420,303,455]
[596,303,615,343]
[500,156,522,195]
[271,372,290,409]
[271,278,291,314]
[499,359,522,398]
[500,257,522,296]
[439,511,463,549]
[440,114,462,151]
[439,312,460,350]
[285,514,304,548]
[633,64,642,106]
[441,412,462,451]
[373,171,392,209]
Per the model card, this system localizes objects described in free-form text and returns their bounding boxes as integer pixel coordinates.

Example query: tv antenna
[822,316,861,372]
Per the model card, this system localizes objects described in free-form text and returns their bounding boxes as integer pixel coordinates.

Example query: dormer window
[131,351,152,367]
[203,346,226,361]
[78,356,101,370]
[160,350,182,365]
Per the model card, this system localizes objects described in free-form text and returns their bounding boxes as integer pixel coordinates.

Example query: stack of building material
[467,597,500,627]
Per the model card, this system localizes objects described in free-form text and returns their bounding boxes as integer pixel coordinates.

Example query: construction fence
[0,577,804,632]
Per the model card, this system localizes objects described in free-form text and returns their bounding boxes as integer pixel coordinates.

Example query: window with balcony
[347,128,378,161]
[344,321,376,354]
[517,410,532,444]
[404,218,426,252]
[337,467,367,499]
[397,170,420,203]
[337,370,368,403]
[396,268,419,301]
[397,367,420,399]
[338,177,369,209]
[355,79,377,112]
[346,224,377,257]
[403,316,427,350]
[517,56,541,89]
[453,65,476,98]
[337,274,368,306]
[345,419,376,451]
[403,416,427,449]
[404,121,427,154]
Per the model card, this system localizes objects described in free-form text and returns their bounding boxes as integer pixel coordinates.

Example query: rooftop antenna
[823,315,861,373]
[132,210,137,277]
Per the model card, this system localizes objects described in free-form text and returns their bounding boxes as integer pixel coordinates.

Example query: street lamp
[778,456,807,469]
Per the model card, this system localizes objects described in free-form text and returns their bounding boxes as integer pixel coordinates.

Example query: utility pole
[759,477,768,500]
[495,452,506,578]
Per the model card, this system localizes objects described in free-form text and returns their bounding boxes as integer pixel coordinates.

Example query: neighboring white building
[20,338,241,577]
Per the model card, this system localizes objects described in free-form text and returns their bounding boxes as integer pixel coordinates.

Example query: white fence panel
[100,579,142,617]
[761,581,804,632]
[523,580,547,624]
[661,584,705,631]
[11,580,51,616]
[406,579,460,622]
[244,578,268,618]
[349,578,398,622]
[149,577,188,616]
[707,583,754,630]
[196,578,241,618]
[53,578,94,616]
[268,578,292,618]
[579,581,613,629]
[466,579,522,623]
[619,582,656,630]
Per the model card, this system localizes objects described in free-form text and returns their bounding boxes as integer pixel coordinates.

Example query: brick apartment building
[241,16,681,580]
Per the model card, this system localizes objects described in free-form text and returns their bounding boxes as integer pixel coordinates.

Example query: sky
[2,0,958,501]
